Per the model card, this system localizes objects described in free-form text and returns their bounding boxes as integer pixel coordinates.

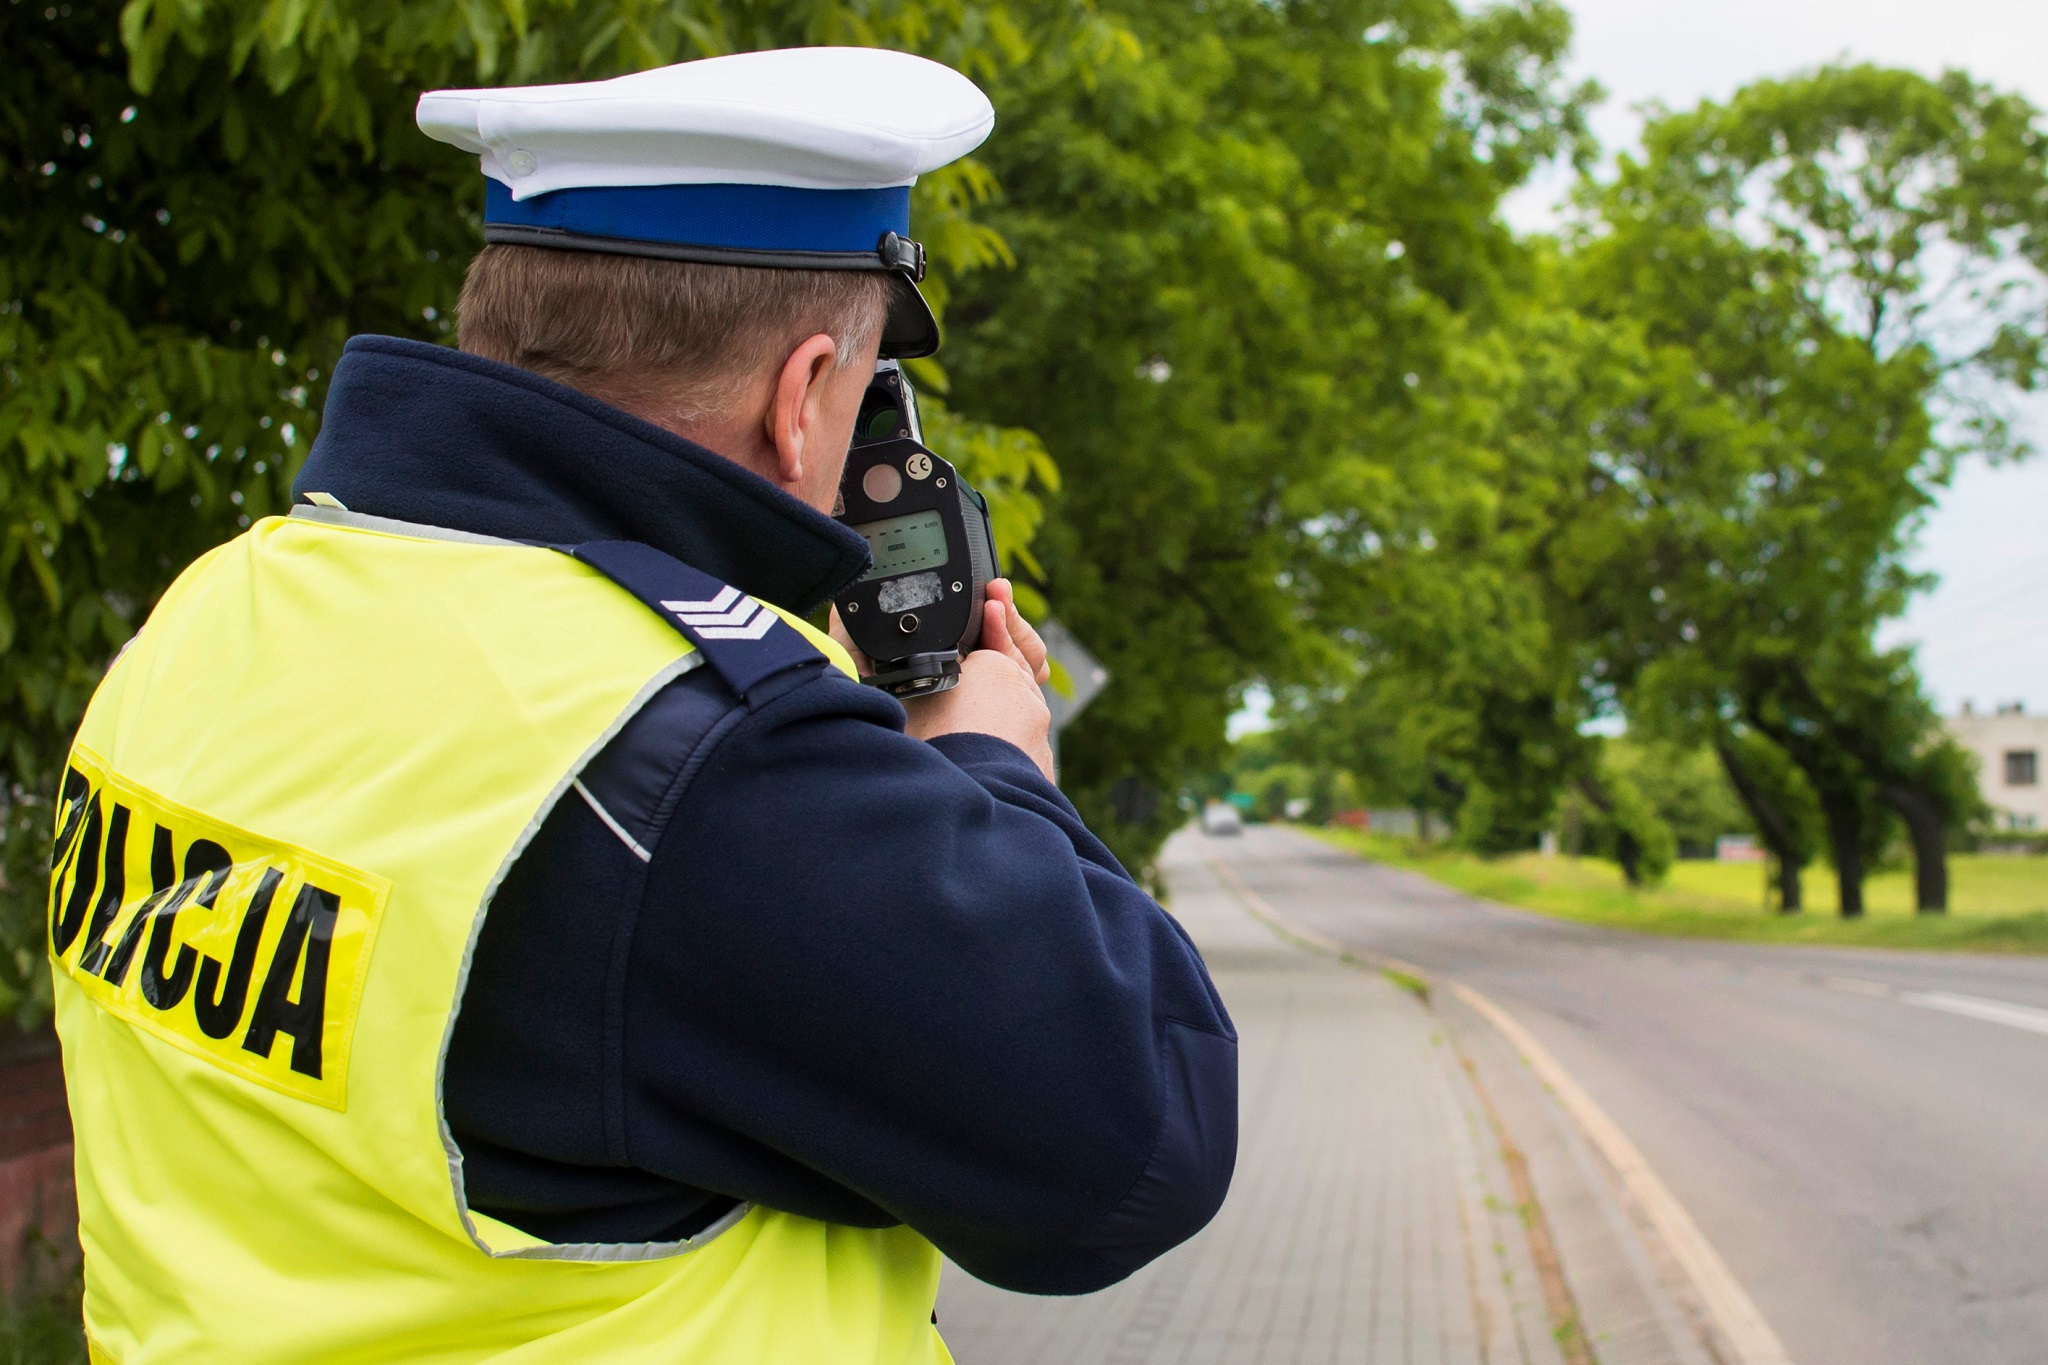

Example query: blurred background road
[945,827,2048,1365]
[1210,826,2048,1365]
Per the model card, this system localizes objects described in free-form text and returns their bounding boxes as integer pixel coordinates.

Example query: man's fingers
[982,600,1034,679]
[1005,601,1051,684]
[981,582,1023,663]
[982,579,1048,683]
[980,598,1010,655]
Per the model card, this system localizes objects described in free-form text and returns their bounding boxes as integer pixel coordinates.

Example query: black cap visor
[880,274,940,359]
[482,224,940,358]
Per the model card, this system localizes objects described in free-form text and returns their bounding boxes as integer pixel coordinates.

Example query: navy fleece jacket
[293,336,1237,1295]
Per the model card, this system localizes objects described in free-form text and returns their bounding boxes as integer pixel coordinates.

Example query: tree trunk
[1821,795,1865,917]
[1577,775,1642,886]
[1774,854,1803,912]
[1427,771,1466,844]
[1739,704,1867,919]
[1885,783,1949,913]
[1715,741,1803,912]
[1615,830,1643,887]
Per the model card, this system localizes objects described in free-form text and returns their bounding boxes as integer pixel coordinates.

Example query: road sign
[1038,618,1109,732]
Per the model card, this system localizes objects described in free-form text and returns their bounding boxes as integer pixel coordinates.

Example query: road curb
[1447,984,1792,1365]
[1206,854,1795,1365]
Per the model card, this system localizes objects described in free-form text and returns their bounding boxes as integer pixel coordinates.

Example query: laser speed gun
[833,361,999,699]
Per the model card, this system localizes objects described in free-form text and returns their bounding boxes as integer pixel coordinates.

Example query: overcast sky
[1505,0,2048,718]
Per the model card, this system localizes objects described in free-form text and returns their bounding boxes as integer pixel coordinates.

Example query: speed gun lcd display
[857,511,951,580]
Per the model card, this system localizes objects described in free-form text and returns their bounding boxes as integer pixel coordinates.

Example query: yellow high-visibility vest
[49,510,950,1364]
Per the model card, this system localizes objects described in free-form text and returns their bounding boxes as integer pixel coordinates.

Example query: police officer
[48,47,1237,1363]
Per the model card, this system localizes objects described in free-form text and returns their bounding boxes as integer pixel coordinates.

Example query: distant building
[1715,835,1765,862]
[1949,702,2048,831]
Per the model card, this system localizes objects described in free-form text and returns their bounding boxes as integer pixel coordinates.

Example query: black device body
[834,362,999,698]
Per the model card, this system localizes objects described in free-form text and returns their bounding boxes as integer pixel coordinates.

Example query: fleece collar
[293,335,871,614]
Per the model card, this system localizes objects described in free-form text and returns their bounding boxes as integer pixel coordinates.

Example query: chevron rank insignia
[660,586,776,641]
[564,539,827,700]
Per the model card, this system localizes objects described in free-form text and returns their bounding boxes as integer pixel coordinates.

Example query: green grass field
[1305,827,2048,953]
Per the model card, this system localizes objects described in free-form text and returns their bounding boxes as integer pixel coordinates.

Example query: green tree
[1561,65,2048,915]
[1711,728,1824,911]
[1605,737,1750,859]
[1738,639,1986,912]
[1561,747,1675,886]
[947,0,1594,873]
[1271,283,1656,861]
[1272,646,1589,855]
[1622,647,1826,908]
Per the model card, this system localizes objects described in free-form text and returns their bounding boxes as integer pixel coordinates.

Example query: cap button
[506,149,537,177]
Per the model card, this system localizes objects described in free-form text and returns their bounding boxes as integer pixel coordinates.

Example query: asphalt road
[1206,825,2048,1365]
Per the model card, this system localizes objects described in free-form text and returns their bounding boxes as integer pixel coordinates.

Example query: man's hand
[831,579,1056,782]
[906,579,1054,779]
[974,578,1053,687]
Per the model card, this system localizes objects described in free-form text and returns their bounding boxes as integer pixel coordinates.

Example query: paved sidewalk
[936,832,1564,1365]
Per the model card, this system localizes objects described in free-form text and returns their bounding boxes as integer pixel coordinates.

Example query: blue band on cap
[485,179,911,254]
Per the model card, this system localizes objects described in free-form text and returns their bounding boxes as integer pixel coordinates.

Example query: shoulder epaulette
[565,541,825,701]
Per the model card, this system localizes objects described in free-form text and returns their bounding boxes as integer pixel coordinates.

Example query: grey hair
[458,245,893,421]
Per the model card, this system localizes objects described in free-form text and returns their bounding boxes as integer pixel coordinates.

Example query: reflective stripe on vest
[52,511,948,1365]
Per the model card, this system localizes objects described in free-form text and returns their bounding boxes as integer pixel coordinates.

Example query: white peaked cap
[417,47,996,200]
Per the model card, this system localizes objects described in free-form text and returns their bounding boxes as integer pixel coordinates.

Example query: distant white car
[1201,802,1244,835]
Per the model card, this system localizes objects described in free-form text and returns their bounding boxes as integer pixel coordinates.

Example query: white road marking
[1812,976,2048,1039]
[1901,990,2048,1037]
[1203,852,1795,1365]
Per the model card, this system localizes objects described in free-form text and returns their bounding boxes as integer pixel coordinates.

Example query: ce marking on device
[905,452,933,480]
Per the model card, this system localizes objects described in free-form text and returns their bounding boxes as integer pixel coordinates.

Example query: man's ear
[764,333,841,490]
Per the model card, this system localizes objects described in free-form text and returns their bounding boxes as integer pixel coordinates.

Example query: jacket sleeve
[616,665,1238,1295]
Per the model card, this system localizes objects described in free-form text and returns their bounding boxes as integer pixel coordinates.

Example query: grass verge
[1380,966,1432,1004]
[1306,827,2048,954]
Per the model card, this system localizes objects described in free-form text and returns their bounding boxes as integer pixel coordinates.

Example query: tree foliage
[1561,66,2045,913]
[1269,65,2042,914]
[947,0,1594,872]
